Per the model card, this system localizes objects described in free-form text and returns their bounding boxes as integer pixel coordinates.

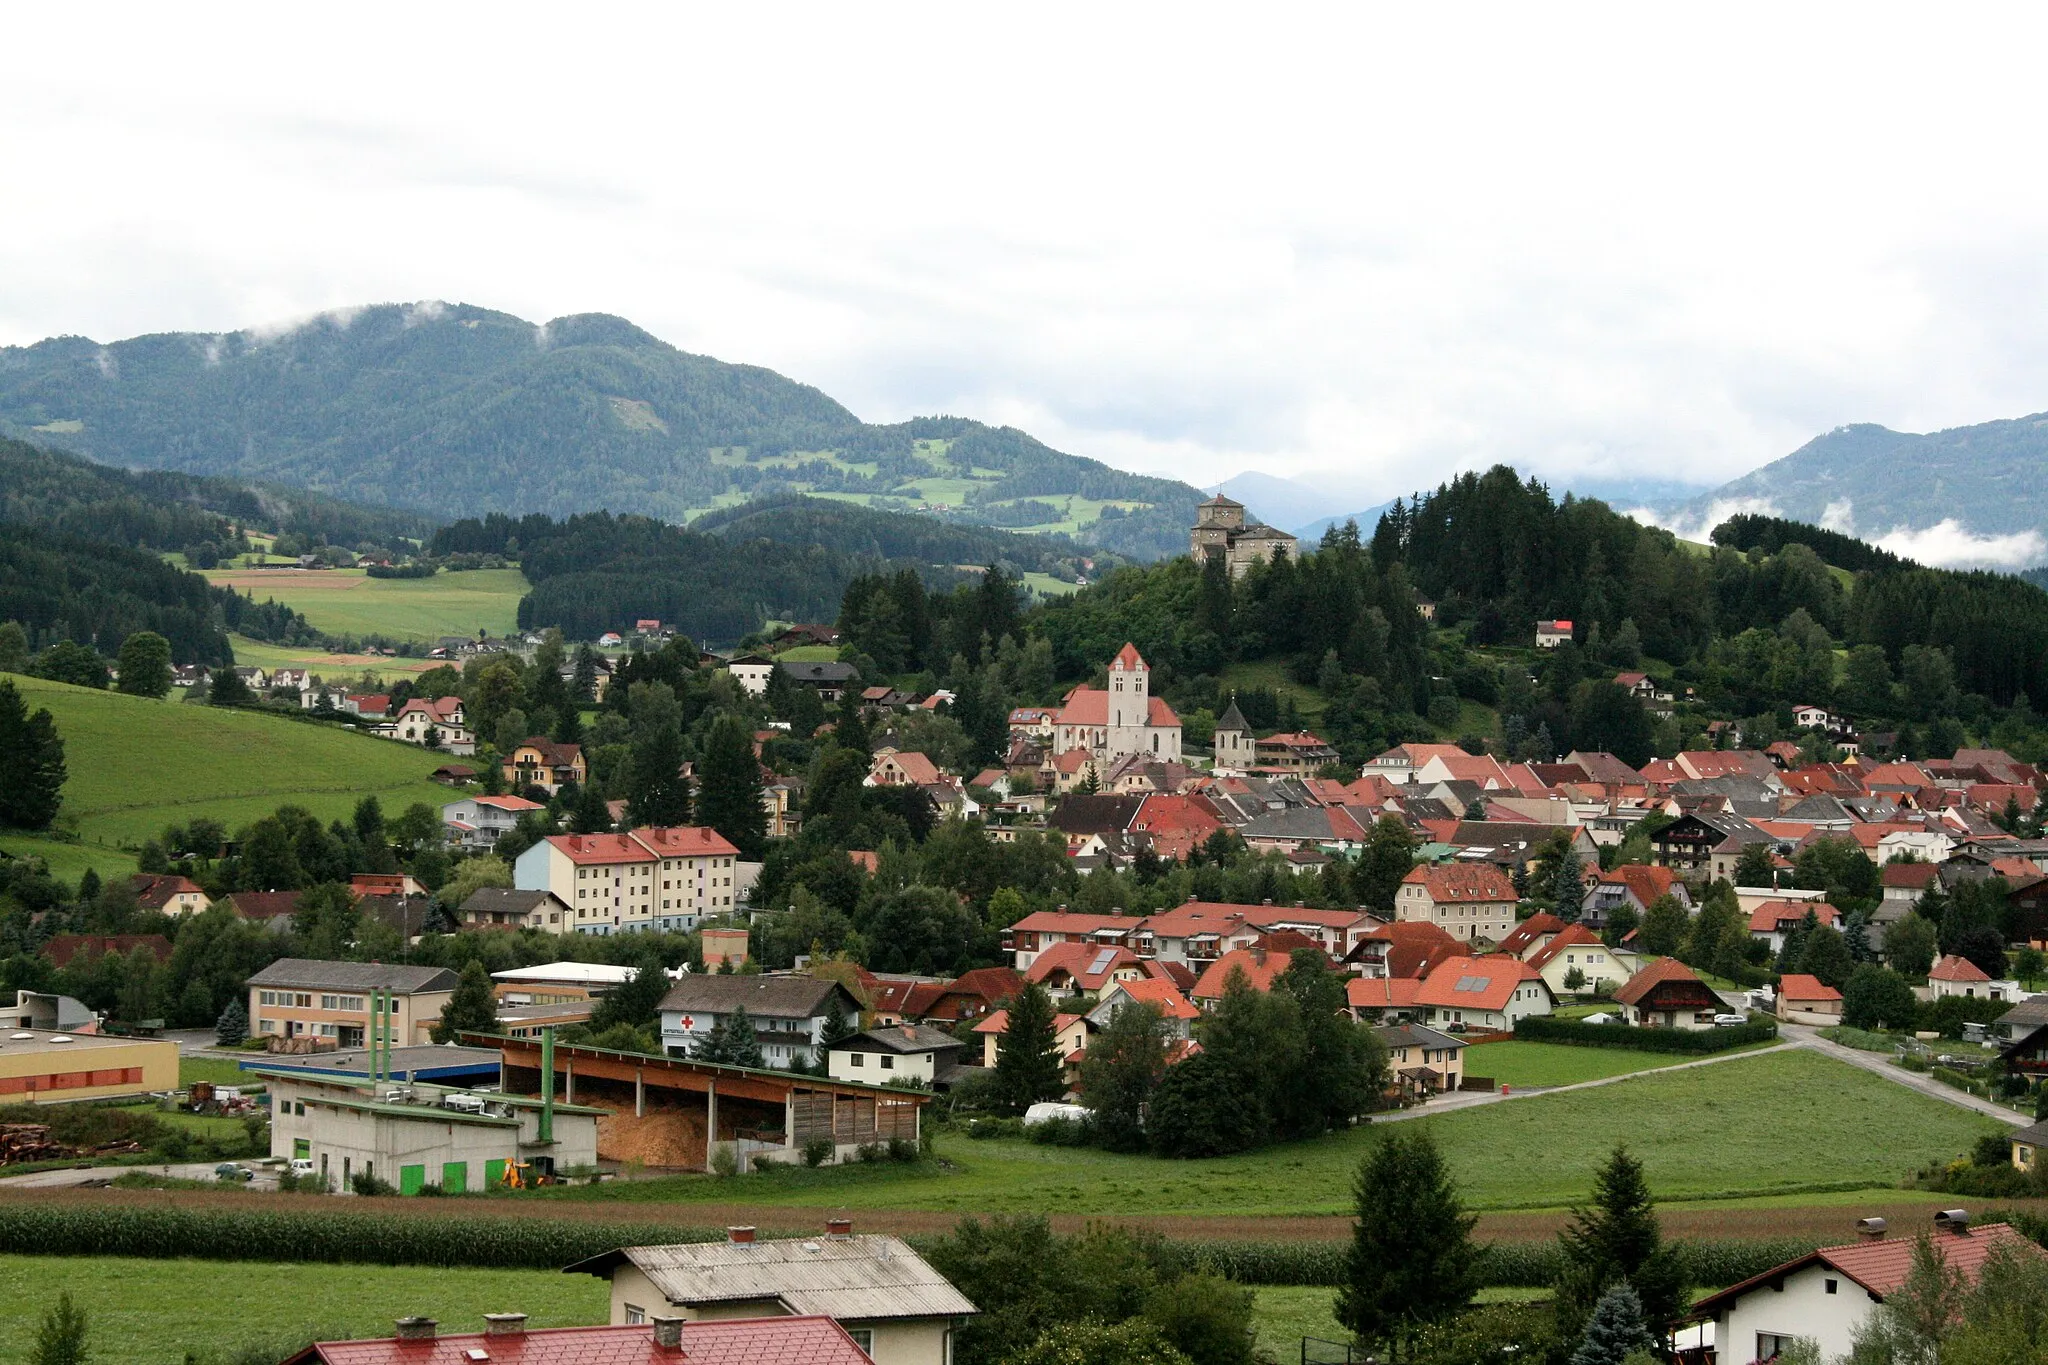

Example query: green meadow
[204,566,528,642]
[4,674,454,852]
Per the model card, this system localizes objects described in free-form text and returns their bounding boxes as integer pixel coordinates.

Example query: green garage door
[485,1159,507,1187]
[399,1164,425,1195]
[441,1161,467,1194]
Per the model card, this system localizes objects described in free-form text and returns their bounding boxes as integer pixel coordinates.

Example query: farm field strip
[204,566,528,641]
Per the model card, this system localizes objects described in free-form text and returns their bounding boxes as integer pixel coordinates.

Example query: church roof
[1200,493,1245,508]
[1215,696,1249,732]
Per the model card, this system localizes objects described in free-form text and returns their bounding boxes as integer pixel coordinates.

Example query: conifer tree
[215,997,248,1047]
[1552,839,1586,923]
[697,1005,766,1068]
[1569,1282,1652,1365]
[29,1291,88,1365]
[1336,1128,1479,1353]
[1555,1146,1688,1343]
[0,679,66,830]
[590,953,669,1033]
[431,960,500,1043]
[697,712,768,859]
[995,982,1064,1114]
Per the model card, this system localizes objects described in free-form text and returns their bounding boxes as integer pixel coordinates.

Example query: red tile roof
[289,1316,873,1365]
[1346,976,1423,1011]
[1881,862,1940,889]
[875,750,943,785]
[1693,1224,2043,1319]
[1402,862,1519,904]
[1498,912,1566,958]
[1413,955,1545,1012]
[1105,976,1200,1020]
[1526,924,1608,971]
[127,873,207,910]
[1748,900,1840,932]
[1191,945,1296,1000]
[1052,688,1180,728]
[632,826,741,859]
[1355,920,1464,978]
[1613,956,1705,1007]
[543,826,739,866]
[42,933,171,968]
[1026,942,1148,992]
[1599,864,1680,907]
[1112,643,1147,670]
[1777,972,1842,1003]
[1930,954,1992,983]
[226,890,301,920]
[545,832,658,866]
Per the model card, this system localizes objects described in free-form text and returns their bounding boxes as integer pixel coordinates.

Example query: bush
[709,1143,738,1178]
[801,1137,833,1168]
[854,1143,884,1163]
[1818,1026,1895,1052]
[1512,1016,1777,1053]
[887,1136,918,1163]
[1024,1116,1093,1147]
[966,1117,1026,1142]
[1917,995,2013,1039]
[348,1172,396,1197]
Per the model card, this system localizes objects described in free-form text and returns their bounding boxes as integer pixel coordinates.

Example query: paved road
[0,1161,276,1190]
[1778,1021,2029,1125]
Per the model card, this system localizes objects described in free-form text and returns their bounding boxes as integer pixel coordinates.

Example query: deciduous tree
[114,631,172,699]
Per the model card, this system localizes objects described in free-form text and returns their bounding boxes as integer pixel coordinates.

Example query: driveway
[1778,1021,2028,1125]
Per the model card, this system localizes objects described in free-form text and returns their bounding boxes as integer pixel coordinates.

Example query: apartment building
[513,826,742,935]
[245,960,458,1048]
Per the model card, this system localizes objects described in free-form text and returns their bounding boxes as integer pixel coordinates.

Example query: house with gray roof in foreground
[566,1222,977,1365]
[245,959,458,1049]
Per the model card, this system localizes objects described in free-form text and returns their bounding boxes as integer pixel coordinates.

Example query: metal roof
[566,1235,977,1320]
[245,959,459,994]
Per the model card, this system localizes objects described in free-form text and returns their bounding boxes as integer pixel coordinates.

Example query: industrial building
[0,1028,177,1102]
[238,1044,504,1089]
[254,1035,600,1193]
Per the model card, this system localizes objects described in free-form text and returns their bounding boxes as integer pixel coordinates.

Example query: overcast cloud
[7,5,2048,510]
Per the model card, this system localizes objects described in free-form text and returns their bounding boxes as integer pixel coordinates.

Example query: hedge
[0,1204,1822,1290]
[1512,1016,1779,1053]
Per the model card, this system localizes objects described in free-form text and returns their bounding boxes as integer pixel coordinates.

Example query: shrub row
[1512,1016,1778,1053]
[0,1205,1874,1292]
[0,1204,729,1269]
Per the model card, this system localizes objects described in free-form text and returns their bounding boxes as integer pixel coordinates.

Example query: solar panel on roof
[1089,948,1119,975]
[1455,976,1489,992]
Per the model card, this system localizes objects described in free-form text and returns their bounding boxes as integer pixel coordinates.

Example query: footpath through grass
[0,1254,603,1365]
[541,1049,1999,1216]
[6,674,454,849]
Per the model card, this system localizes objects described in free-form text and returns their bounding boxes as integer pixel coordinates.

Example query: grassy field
[0,1255,605,1365]
[227,635,442,681]
[179,1056,254,1087]
[204,567,528,642]
[534,1050,1998,1216]
[6,674,455,851]
[1464,1040,1746,1088]
[1216,658,1327,725]
[0,832,140,882]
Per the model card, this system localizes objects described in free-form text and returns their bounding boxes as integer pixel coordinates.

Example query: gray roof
[460,888,567,914]
[2011,1120,2048,1146]
[778,660,860,683]
[1047,795,1143,836]
[1215,697,1249,733]
[566,1235,977,1321]
[658,975,858,1020]
[1377,1023,1465,1051]
[832,1025,965,1056]
[244,958,458,994]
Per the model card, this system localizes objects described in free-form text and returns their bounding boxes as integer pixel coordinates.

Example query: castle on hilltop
[1190,493,1297,577]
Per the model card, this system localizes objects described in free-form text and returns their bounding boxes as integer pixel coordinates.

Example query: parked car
[214,1163,254,1182]
[288,1157,316,1177]
[1712,1014,1748,1028]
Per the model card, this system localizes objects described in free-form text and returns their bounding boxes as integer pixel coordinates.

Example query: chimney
[651,1317,685,1350]
[394,1318,437,1341]
[1935,1209,1972,1235]
[483,1314,528,1336]
[1855,1217,1888,1241]
[825,1218,853,1238]
[727,1225,756,1244]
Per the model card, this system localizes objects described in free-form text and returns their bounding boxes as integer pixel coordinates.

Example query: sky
[8,6,2048,523]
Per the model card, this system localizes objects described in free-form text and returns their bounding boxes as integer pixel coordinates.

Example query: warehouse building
[0,1028,177,1102]
[255,1058,601,1194]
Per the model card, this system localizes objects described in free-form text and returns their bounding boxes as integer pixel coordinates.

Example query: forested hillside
[993,465,2048,769]
[437,497,1098,644]
[0,304,1203,558]
[0,526,235,666]
[0,438,433,557]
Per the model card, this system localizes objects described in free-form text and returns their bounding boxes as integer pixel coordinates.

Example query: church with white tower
[1050,643,1182,764]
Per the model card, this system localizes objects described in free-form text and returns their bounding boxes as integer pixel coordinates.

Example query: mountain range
[0,303,1212,560]
[1665,414,2048,566]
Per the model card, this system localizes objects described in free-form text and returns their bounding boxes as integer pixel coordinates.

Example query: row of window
[257,991,397,1013]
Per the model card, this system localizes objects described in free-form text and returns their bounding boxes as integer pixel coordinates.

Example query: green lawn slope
[203,566,528,641]
[4,674,455,851]
[533,1049,1999,1216]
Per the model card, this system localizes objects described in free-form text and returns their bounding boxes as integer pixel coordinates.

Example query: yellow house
[0,1030,177,1102]
[2014,1120,2048,1171]
[245,960,457,1048]
[566,1226,978,1365]
[1526,925,1636,997]
[1375,1023,1466,1096]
